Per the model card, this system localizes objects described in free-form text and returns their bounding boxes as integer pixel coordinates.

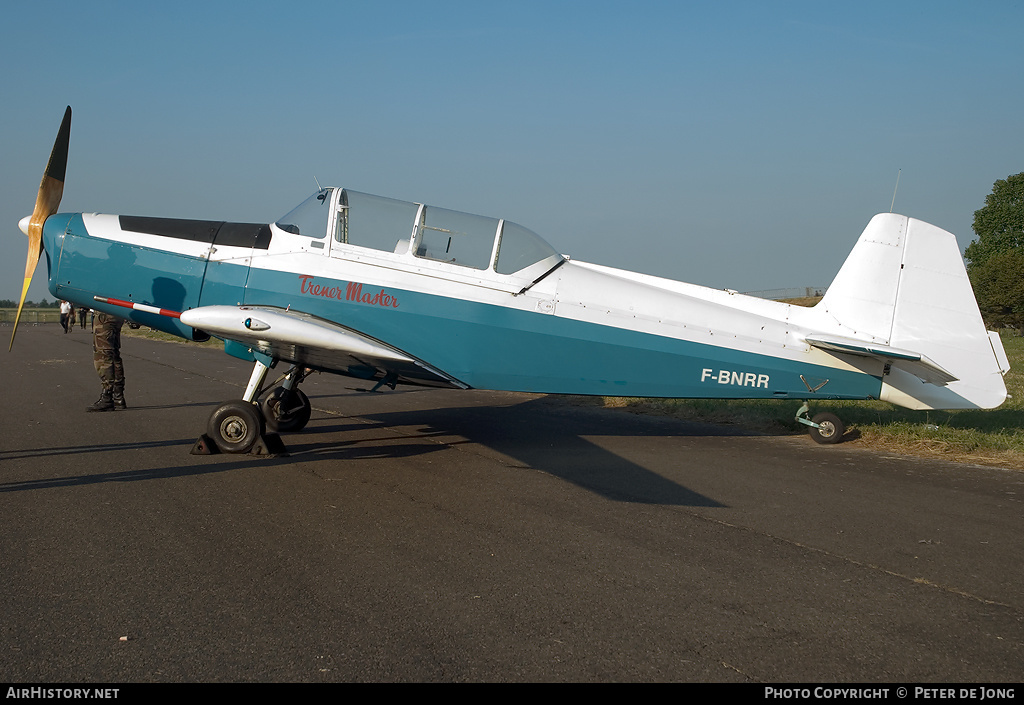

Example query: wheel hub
[220,416,248,442]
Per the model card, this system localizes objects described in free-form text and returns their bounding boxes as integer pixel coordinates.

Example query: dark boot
[87,391,115,412]
[112,389,127,410]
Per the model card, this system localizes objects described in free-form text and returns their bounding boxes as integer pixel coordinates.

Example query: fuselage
[41,187,885,403]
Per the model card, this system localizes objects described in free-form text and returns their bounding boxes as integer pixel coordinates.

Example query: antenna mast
[890,169,901,213]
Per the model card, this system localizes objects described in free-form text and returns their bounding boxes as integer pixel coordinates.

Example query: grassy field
[603,332,1024,470]
[0,308,62,324]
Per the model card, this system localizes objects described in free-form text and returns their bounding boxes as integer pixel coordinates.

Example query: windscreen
[274,189,333,238]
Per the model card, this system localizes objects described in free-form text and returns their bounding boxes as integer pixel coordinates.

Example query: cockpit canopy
[274,188,562,277]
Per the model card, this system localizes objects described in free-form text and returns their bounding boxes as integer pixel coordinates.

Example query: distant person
[59,300,72,334]
[78,306,89,329]
[87,312,126,412]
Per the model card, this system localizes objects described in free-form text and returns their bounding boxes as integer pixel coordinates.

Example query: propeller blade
[10,106,71,351]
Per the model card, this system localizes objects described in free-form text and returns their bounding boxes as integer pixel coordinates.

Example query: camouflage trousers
[93,313,125,393]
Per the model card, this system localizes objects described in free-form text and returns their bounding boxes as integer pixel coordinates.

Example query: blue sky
[2,1,1023,302]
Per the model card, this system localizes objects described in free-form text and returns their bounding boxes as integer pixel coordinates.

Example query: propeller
[9,106,71,351]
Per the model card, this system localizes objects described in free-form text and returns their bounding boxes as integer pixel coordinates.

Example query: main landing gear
[191,360,313,456]
[795,402,846,445]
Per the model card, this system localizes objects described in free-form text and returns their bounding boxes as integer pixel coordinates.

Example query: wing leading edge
[178,305,468,389]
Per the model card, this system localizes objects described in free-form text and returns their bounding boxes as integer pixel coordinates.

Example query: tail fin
[815,213,1007,410]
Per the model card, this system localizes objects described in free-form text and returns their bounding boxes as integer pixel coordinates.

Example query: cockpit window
[340,190,420,252]
[415,207,499,270]
[495,221,560,275]
[274,188,333,238]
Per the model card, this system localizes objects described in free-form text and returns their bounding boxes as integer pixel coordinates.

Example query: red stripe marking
[94,296,182,319]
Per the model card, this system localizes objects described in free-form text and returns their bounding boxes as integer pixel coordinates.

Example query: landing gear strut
[796,402,846,445]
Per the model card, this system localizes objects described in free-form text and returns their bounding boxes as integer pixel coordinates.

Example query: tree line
[965,172,1024,333]
[0,299,61,309]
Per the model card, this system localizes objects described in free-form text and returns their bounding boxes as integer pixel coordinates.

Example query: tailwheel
[206,400,265,454]
[260,387,312,433]
[808,412,845,445]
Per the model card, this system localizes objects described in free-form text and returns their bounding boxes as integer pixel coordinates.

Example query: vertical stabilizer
[816,214,1007,410]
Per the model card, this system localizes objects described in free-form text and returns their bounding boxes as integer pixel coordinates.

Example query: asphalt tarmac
[2,325,1022,683]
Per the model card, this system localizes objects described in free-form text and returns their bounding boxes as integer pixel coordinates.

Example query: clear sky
[2,1,1022,302]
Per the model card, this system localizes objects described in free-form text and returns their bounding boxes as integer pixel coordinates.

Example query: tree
[969,249,1024,331]
[964,172,1024,268]
[965,173,1024,331]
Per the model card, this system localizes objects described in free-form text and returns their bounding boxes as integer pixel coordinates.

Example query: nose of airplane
[19,215,31,236]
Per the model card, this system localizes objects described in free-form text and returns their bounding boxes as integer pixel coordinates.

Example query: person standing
[78,306,88,329]
[87,312,126,412]
[59,300,72,333]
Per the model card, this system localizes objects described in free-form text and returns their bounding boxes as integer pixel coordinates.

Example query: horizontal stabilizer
[805,333,958,386]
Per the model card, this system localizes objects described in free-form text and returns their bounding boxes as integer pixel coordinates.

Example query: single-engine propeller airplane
[10,107,1010,454]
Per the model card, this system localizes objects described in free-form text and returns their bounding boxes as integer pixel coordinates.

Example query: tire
[207,401,264,453]
[260,387,311,433]
[809,412,845,444]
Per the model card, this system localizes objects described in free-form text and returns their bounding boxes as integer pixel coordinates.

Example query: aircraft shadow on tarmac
[288,395,728,507]
[1,395,726,507]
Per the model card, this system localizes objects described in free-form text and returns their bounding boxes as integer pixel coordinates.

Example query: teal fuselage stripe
[45,214,882,400]
[244,268,883,400]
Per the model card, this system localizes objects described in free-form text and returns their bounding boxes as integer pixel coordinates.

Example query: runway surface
[2,325,1022,682]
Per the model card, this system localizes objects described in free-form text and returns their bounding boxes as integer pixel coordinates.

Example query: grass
[602,332,1024,470]
[0,308,61,324]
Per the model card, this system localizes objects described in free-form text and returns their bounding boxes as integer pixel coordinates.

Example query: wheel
[809,412,845,444]
[260,387,311,433]
[207,401,265,453]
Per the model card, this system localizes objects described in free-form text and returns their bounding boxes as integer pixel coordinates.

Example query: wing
[804,333,957,386]
[178,305,468,389]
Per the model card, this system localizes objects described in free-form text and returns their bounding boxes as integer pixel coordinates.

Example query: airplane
[10,107,1011,454]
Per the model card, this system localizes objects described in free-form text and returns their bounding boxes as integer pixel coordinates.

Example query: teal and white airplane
[11,107,1010,453]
